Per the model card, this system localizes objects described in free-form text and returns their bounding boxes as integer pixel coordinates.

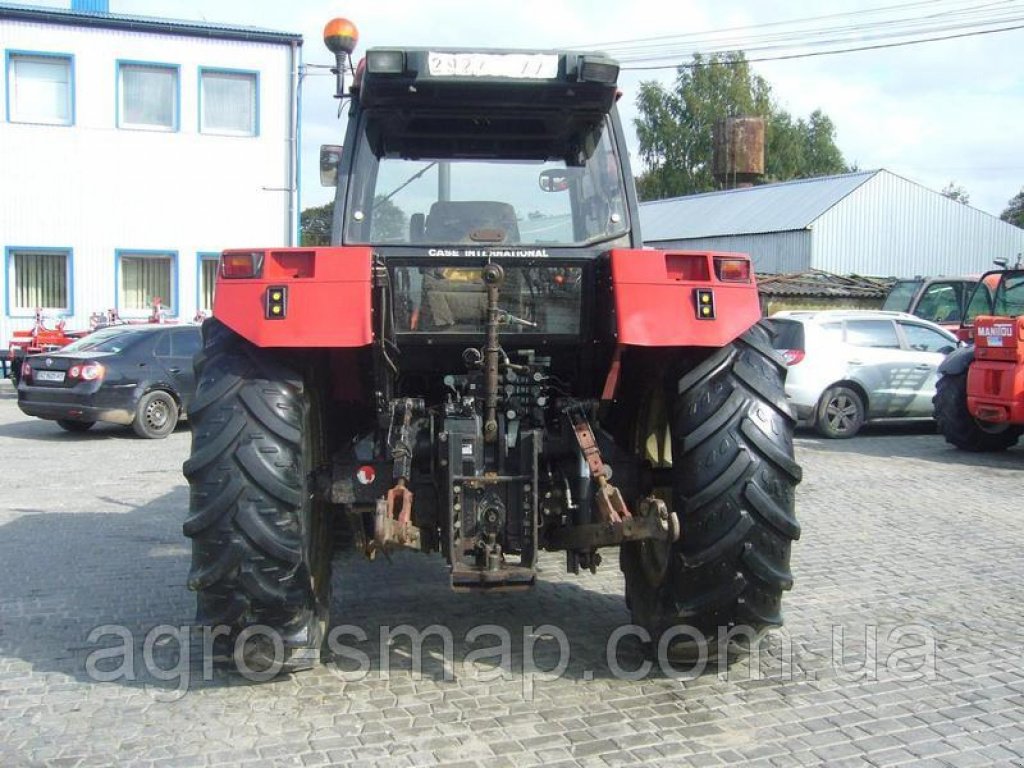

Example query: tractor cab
[325,47,638,348]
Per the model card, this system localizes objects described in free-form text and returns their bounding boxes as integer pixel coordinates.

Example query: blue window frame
[5,50,75,126]
[196,252,220,313]
[199,67,259,137]
[4,246,74,317]
[116,60,180,132]
[115,249,178,316]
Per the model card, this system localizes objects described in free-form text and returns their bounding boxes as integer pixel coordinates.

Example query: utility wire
[570,0,954,48]
[580,0,1017,54]
[620,21,1024,70]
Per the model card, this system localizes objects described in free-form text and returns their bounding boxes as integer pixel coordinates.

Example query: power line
[585,0,1018,56]
[620,21,1024,70]
[570,0,954,49]
[609,7,1022,60]
[570,0,1024,68]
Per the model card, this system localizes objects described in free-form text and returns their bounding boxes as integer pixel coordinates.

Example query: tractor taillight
[221,251,264,279]
[266,287,288,319]
[694,288,716,320]
[714,257,751,282]
[780,349,805,365]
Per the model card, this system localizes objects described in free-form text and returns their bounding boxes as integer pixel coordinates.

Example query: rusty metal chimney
[713,117,765,189]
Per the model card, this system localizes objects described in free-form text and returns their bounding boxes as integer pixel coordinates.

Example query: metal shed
[639,170,1024,278]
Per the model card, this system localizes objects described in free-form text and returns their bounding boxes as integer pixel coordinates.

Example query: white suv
[768,310,958,438]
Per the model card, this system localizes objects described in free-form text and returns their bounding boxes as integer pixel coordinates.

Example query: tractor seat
[423,201,520,244]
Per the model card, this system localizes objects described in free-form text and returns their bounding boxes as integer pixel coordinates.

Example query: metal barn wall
[0,16,296,345]
[646,231,813,275]
[811,171,1024,277]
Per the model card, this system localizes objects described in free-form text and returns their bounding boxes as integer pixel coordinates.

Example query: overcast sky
[95,0,1024,218]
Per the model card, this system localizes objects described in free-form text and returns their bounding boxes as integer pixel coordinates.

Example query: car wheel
[815,385,865,438]
[133,390,179,439]
[57,419,95,433]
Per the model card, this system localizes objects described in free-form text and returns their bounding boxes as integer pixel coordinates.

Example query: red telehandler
[934,259,1024,451]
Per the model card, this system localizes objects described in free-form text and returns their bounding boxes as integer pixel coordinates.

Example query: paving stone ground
[1,379,1023,767]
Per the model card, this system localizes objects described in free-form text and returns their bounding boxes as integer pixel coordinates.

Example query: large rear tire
[933,371,1021,452]
[623,322,802,661]
[183,318,332,673]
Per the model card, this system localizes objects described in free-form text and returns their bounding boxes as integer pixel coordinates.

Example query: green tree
[300,197,408,245]
[1001,188,1024,228]
[369,196,408,242]
[634,52,849,200]
[941,182,970,205]
[300,201,333,246]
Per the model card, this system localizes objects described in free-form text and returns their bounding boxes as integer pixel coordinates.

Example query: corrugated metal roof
[0,2,302,44]
[640,170,878,242]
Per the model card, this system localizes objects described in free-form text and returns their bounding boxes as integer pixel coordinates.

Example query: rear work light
[221,251,264,279]
[780,349,805,365]
[577,56,620,84]
[713,257,751,282]
[365,49,405,74]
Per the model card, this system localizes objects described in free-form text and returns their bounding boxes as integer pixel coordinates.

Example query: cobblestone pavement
[1,379,1023,767]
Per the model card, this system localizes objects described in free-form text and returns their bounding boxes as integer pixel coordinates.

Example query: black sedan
[17,324,201,439]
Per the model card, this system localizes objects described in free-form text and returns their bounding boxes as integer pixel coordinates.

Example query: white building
[640,170,1024,278]
[0,1,302,345]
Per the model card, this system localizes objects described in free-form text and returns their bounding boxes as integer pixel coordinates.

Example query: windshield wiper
[382,162,438,202]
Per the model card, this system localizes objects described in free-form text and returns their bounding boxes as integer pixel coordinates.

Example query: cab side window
[914,282,962,323]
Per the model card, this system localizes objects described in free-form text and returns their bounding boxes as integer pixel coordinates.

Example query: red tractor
[183,21,802,671]
[934,262,1024,451]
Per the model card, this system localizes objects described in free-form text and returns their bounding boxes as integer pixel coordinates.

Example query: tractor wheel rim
[826,395,857,432]
[146,399,169,429]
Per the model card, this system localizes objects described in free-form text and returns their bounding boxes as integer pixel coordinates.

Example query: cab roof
[355,48,620,115]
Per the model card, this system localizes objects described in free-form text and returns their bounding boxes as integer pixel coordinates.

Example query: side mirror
[320,144,343,187]
[539,168,580,192]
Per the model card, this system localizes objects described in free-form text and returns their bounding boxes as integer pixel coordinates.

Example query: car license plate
[35,370,65,383]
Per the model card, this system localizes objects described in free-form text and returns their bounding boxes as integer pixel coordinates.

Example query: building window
[200,69,258,136]
[6,248,71,315]
[118,251,175,313]
[6,52,73,125]
[198,254,219,312]
[118,62,178,131]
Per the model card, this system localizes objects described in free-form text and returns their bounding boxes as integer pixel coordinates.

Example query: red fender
[610,249,761,347]
[213,247,374,348]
